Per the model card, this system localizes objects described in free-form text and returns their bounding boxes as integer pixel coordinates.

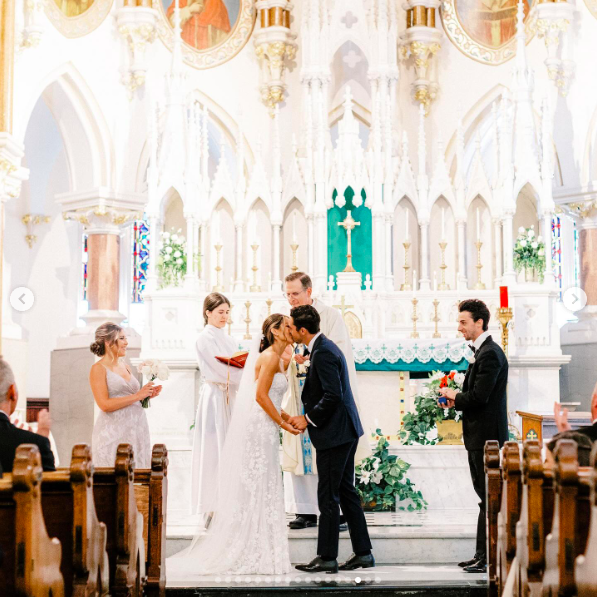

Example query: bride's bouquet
[137,359,170,408]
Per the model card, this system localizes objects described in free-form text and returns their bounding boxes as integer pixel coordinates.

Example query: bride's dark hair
[259,314,286,353]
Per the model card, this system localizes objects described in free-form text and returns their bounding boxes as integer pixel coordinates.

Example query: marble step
[166,512,477,565]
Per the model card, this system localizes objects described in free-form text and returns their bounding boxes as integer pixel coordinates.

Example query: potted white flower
[513,226,546,283]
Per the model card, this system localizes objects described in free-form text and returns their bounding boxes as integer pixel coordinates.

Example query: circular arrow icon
[563,286,587,313]
[10,287,35,312]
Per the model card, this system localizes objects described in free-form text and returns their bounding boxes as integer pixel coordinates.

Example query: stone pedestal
[335,271,363,297]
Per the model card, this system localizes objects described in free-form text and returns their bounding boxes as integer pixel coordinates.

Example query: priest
[281,272,370,530]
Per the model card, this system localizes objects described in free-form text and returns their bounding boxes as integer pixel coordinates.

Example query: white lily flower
[371,471,383,484]
[531,241,538,249]
[359,471,371,485]
[166,246,173,254]
[520,240,527,248]
[528,229,535,238]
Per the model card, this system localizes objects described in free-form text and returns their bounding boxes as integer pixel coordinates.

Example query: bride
[168,313,300,576]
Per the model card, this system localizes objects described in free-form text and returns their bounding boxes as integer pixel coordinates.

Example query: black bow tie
[303,348,310,357]
[470,346,477,354]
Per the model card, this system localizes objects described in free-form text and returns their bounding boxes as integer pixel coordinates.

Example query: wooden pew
[485,440,502,597]
[575,444,597,597]
[40,444,109,596]
[497,441,522,596]
[133,444,168,597]
[542,440,591,597]
[0,444,65,597]
[93,444,146,597]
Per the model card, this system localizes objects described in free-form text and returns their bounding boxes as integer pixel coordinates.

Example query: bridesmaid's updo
[90,322,123,356]
[203,292,231,325]
[260,314,286,353]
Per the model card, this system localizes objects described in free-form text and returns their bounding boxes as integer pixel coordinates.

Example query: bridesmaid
[90,322,162,468]
[192,293,243,521]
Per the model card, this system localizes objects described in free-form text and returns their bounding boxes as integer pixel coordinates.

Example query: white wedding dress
[167,345,291,576]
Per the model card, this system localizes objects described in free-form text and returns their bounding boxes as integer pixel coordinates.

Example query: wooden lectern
[516,410,593,443]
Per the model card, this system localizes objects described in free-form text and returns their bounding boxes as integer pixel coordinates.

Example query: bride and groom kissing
[169,305,374,576]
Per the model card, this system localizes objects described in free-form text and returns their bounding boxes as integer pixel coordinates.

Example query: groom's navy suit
[302,334,372,560]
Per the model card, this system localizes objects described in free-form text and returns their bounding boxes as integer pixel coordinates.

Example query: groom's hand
[288,415,308,431]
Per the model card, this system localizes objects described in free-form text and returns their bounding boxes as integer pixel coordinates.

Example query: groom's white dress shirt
[304,332,322,427]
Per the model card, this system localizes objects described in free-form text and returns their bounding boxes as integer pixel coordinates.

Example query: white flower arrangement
[513,225,546,283]
[136,358,170,408]
[158,228,187,288]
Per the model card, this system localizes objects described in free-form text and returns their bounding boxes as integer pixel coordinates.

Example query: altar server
[282,272,369,530]
[192,293,243,522]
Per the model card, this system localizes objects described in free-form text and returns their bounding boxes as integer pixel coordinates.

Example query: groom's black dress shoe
[295,557,338,574]
[289,515,317,529]
[338,553,375,571]
[458,556,480,568]
[463,559,487,573]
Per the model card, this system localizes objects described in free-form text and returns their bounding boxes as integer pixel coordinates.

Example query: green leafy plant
[400,371,464,445]
[356,430,427,512]
[157,228,187,288]
[513,225,545,282]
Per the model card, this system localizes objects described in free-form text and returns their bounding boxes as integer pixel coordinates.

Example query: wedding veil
[169,336,263,571]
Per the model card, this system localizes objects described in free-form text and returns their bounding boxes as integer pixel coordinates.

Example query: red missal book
[215,351,249,369]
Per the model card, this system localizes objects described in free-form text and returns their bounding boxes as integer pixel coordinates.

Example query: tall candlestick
[250,244,261,292]
[244,301,252,340]
[411,297,419,339]
[441,208,445,240]
[213,244,224,292]
[401,241,412,291]
[413,269,417,294]
[266,297,273,316]
[290,242,299,272]
[438,241,450,290]
[432,298,441,338]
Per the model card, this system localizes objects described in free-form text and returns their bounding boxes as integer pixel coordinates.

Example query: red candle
[500,286,509,309]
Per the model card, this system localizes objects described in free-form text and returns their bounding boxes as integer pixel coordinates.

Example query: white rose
[174,251,182,258]
[537,235,543,242]
[520,240,527,248]
[176,258,183,265]
[157,364,170,381]
[166,246,173,254]
[163,231,170,239]
[454,373,466,385]
[141,365,152,376]
[528,229,535,238]
[171,234,178,242]
[518,226,525,234]
[531,241,538,249]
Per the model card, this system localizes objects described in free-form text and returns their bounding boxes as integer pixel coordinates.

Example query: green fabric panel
[328,188,372,290]
[355,358,469,372]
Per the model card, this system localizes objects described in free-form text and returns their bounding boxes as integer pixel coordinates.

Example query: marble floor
[166,563,487,590]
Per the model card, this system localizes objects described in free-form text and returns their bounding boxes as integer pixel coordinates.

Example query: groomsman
[439,299,508,574]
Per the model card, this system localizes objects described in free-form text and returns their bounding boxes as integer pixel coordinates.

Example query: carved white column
[494,219,503,283]
[541,213,555,286]
[372,212,386,292]
[385,215,394,291]
[234,223,244,292]
[184,214,197,289]
[419,221,430,291]
[307,213,315,279]
[502,213,516,283]
[272,223,281,292]
[457,220,467,289]
[200,221,208,287]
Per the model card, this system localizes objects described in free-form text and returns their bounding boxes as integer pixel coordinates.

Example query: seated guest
[545,430,593,468]
[0,357,55,472]
[554,382,597,441]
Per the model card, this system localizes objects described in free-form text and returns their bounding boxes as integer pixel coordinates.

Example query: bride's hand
[281,421,301,435]
[136,381,154,400]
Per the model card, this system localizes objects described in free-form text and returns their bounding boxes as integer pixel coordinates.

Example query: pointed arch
[17,62,114,190]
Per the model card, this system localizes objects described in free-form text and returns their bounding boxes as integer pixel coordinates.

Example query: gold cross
[338,210,360,273]
[333,295,354,318]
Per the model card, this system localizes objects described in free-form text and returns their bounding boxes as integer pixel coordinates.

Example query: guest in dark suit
[287,305,373,574]
[554,384,597,442]
[439,299,508,574]
[0,358,55,473]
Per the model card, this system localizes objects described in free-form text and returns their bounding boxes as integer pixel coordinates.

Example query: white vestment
[282,297,370,515]
[191,324,243,515]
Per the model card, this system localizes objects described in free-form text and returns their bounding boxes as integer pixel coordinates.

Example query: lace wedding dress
[91,366,151,469]
[168,347,291,576]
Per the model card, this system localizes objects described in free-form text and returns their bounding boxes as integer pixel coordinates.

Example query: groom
[287,305,374,573]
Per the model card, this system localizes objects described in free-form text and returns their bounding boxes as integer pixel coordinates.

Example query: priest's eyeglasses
[283,289,307,300]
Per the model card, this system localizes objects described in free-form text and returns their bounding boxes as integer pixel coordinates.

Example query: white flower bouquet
[513,225,546,282]
[136,358,170,408]
[157,229,187,288]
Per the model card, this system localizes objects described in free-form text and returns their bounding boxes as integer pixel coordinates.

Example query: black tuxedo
[577,422,597,442]
[454,334,508,560]
[302,334,371,560]
[0,412,55,473]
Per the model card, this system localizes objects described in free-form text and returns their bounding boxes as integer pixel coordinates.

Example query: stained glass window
[132,219,150,303]
[82,234,88,302]
[551,216,562,300]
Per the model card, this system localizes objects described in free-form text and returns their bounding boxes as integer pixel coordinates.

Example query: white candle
[405,212,410,241]
[433,271,437,291]
[214,211,221,244]
[413,269,417,293]
[250,212,258,244]
[476,208,481,240]
[292,212,297,242]
[441,208,446,240]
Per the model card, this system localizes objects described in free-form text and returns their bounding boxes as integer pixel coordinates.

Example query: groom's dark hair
[459,299,490,331]
[290,305,320,334]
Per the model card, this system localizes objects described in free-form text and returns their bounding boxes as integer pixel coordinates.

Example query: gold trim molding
[45,0,114,39]
[440,0,537,65]
[584,0,597,19]
[156,0,256,70]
